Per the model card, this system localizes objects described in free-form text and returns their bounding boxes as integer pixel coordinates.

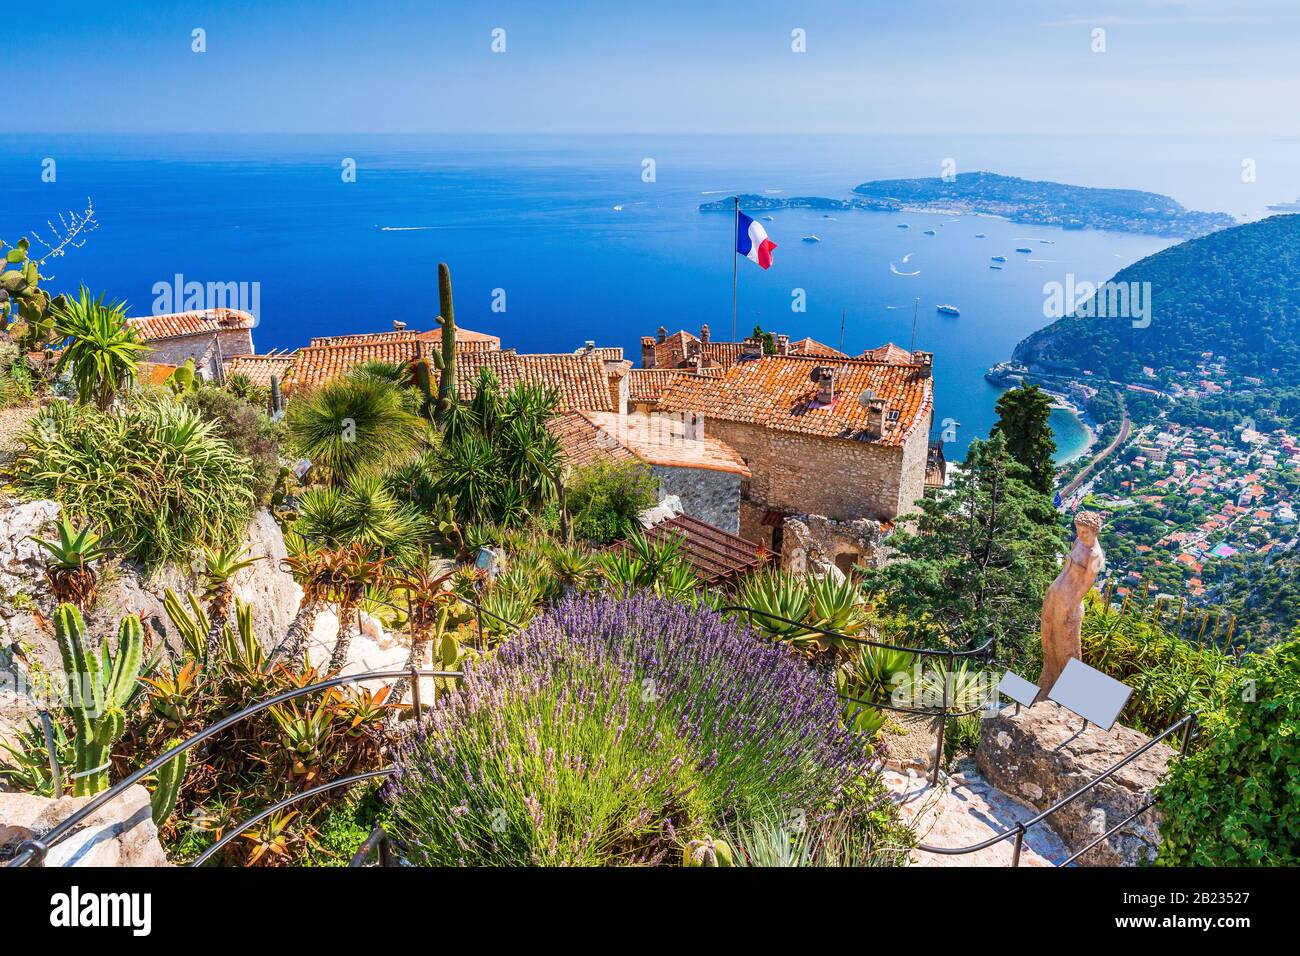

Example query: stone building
[550,409,750,532]
[656,346,935,571]
[126,308,256,381]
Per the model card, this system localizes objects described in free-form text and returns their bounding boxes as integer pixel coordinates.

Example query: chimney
[641,335,657,369]
[813,366,835,405]
[741,336,764,362]
[686,340,700,362]
[913,350,933,378]
[700,323,711,344]
[393,320,408,332]
[864,397,886,439]
[583,340,596,353]
[656,326,668,344]
[776,334,790,356]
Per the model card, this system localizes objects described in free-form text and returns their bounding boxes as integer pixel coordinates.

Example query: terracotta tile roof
[790,337,847,358]
[223,353,297,388]
[446,349,616,412]
[141,362,179,386]
[572,345,625,362]
[308,327,500,350]
[126,308,255,342]
[614,514,768,584]
[549,412,640,469]
[626,368,721,405]
[555,411,750,476]
[649,330,747,370]
[287,340,426,391]
[656,354,933,447]
[859,342,919,365]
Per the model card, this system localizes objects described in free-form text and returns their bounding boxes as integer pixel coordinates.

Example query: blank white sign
[1047,658,1134,731]
[997,671,1041,708]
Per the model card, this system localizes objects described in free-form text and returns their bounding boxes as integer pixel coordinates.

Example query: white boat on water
[936,304,960,316]
[802,235,821,243]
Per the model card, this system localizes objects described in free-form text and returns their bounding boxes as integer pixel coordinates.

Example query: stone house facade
[126,309,256,381]
[656,348,935,570]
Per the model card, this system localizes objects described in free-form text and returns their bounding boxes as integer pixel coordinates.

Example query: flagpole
[731,196,739,343]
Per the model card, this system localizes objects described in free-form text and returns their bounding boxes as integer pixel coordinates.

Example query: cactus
[54,603,143,796]
[410,355,436,421]
[430,261,457,420]
[269,373,283,419]
[150,742,188,827]
[165,358,199,396]
[682,836,734,867]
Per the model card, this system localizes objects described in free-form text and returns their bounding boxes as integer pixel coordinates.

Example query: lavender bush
[385,593,893,866]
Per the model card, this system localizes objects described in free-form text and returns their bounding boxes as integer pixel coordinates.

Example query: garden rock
[0,784,169,866]
[975,702,1176,866]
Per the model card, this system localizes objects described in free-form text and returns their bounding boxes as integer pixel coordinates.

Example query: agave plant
[32,516,110,608]
[140,660,202,728]
[544,541,597,597]
[734,568,815,645]
[241,809,305,866]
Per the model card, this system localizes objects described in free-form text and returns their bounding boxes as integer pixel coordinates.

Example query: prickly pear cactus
[0,237,64,349]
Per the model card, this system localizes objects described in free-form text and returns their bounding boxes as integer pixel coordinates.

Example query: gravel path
[0,404,37,471]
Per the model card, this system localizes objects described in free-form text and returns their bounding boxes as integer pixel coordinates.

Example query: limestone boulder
[0,784,170,867]
[975,702,1176,866]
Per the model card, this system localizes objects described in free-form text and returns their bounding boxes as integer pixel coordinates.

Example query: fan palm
[52,286,148,412]
[285,374,421,485]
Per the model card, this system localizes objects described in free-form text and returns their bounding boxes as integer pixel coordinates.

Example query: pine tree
[861,433,1066,661]
[992,384,1057,496]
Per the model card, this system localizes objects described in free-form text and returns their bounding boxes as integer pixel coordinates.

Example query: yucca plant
[32,516,110,608]
[734,568,815,645]
[51,286,148,412]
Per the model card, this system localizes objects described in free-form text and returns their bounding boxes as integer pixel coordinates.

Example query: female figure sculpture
[1036,511,1105,699]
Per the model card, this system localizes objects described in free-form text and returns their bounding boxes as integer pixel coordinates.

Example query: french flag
[736,211,777,270]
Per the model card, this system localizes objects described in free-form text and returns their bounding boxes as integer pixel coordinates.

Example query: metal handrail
[191,767,395,867]
[913,711,1197,865]
[6,666,462,868]
[721,602,997,785]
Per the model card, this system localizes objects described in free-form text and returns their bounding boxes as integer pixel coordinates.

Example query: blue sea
[10,132,1287,460]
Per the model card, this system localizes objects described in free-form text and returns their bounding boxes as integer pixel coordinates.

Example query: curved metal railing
[720,604,998,785]
[912,711,1198,867]
[6,666,462,868]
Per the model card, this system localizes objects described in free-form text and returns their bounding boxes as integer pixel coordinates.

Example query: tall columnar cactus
[429,262,457,419]
[269,373,283,419]
[54,603,143,796]
[410,355,436,421]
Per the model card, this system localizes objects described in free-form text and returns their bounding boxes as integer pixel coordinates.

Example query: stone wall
[143,329,255,379]
[781,513,889,574]
[976,702,1176,866]
[708,416,931,554]
[1,784,169,866]
[652,465,741,533]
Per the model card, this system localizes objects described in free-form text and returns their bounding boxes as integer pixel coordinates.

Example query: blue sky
[35,0,1300,135]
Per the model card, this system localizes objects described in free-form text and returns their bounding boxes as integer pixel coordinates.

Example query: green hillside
[1013,214,1300,383]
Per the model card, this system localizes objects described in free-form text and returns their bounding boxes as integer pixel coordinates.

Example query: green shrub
[566,458,659,544]
[1156,639,1300,866]
[185,384,281,506]
[1082,594,1237,734]
[14,398,255,564]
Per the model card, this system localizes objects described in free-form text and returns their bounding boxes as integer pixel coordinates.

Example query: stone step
[882,768,1072,867]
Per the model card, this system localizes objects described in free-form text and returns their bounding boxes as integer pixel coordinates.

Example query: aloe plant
[54,603,143,796]
[32,516,110,608]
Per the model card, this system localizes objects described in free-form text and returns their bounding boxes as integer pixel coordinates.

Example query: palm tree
[52,286,148,412]
[285,374,421,485]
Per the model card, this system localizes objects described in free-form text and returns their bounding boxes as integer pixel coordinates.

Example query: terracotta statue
[1036,511,1105,700]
